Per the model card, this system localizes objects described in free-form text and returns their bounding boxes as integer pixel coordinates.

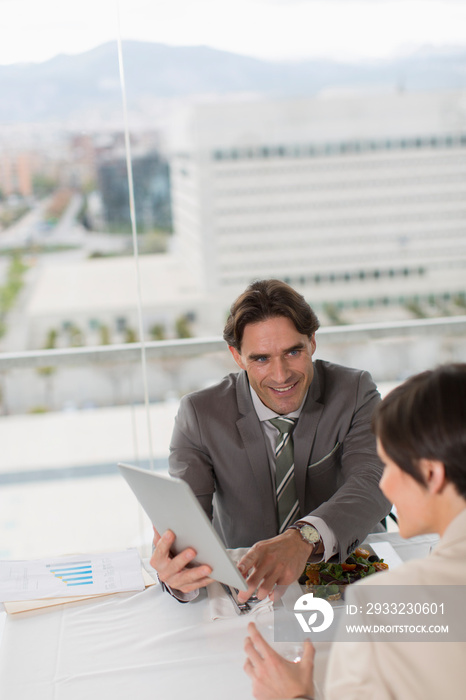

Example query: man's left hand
[236,529,314,603]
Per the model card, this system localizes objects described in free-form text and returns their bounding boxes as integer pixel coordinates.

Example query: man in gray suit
[151,279,390,602]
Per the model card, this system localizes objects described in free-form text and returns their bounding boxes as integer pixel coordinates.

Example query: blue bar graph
[50,568,92,576]
[47,560,94,587]
[47,561,91,568]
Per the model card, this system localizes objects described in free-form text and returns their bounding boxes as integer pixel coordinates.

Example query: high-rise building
[170,90,466,317]
[97,149,172,233]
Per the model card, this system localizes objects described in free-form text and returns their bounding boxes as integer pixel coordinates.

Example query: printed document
[0,549,145,602]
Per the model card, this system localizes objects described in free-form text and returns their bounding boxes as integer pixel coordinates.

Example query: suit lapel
[236,372,277,526]
[293,365,324,513]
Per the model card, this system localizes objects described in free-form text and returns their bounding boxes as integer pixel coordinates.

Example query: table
[0,532,437,700]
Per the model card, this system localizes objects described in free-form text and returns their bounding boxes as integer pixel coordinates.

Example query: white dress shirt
[250,386,338,561]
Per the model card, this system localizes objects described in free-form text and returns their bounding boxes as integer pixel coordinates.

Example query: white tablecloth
[0,533,436,700]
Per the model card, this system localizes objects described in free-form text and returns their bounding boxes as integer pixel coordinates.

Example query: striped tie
[269,417,300,533]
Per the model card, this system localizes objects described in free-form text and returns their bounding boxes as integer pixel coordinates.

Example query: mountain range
[0,41,465,126]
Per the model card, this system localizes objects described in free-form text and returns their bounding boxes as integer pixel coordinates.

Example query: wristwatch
[288,522,321,555]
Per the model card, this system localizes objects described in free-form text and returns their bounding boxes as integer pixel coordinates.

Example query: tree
[99,324,111,345]
[32,174,58,197]
[66,324,84,347]
[0,254,27,315]
[124,327,138,343]
[36,328,58,410]
[150,323,165,341]
[175,315,192,339]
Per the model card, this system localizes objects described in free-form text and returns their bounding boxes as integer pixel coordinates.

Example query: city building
[0,150,32,198]
[97,147,172,233]
[169,90,466,320]
[25,254,202,349]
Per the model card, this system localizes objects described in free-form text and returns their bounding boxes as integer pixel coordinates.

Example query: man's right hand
[150,528,214,593]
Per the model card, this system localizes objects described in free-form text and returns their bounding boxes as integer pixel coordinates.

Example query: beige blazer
[169,360,390,557]
[324,509,466,700]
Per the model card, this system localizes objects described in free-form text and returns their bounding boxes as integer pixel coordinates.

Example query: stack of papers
[0,549,154,613]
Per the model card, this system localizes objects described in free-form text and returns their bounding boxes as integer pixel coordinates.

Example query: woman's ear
[419,458,447,494]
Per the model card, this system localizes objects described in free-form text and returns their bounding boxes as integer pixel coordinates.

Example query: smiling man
[229,315,316,417]
[151,279,390,601]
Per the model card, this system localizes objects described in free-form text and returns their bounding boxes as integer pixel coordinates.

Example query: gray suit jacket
[169,360,390,560]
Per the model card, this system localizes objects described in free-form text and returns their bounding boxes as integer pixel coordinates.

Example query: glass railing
[1,315,465,560]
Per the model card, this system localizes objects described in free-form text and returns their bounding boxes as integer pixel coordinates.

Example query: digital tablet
[117,463,248,591]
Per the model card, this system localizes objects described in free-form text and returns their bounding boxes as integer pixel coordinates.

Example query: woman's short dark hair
[223,279,320,351]
[373,363,466,498]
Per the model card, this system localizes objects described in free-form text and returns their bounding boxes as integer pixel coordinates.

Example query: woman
[244,363,466,700]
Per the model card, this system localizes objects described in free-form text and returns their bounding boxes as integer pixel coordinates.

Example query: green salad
[299,546,388,599]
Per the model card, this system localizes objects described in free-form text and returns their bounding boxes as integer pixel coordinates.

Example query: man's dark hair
[373,363,466,498]
[223,279,320,351]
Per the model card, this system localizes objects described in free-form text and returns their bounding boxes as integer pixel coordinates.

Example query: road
[0,193,131,259]
[0,192,132,355]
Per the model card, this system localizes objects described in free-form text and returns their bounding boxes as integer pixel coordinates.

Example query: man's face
[229,316,316,415]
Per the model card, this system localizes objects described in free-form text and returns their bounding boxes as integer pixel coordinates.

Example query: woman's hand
[244,622,315,700]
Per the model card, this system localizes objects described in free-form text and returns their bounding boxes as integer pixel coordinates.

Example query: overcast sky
[0,0,465,65]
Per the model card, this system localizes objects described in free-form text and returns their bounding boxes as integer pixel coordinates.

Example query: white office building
[170,90,466,319]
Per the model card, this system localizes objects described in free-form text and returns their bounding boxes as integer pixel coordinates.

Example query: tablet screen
[118,463,248,591]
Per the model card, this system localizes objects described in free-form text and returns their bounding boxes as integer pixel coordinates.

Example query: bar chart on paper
[47,560,94,587]
[0,550,145,602]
